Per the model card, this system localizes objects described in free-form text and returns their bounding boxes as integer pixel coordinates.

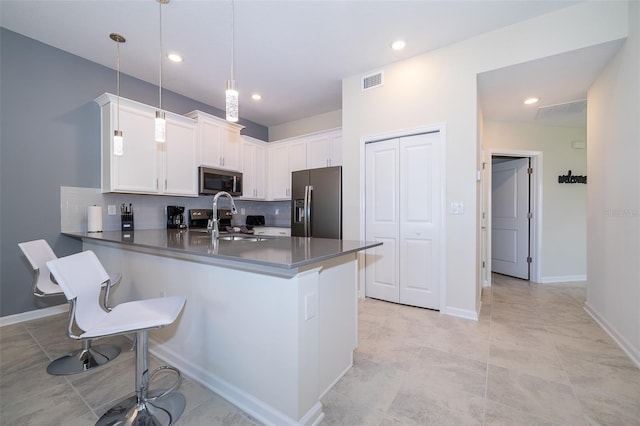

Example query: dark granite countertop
[64,230,380,272]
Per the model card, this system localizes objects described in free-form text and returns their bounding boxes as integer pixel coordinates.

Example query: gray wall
[0,28,268,317]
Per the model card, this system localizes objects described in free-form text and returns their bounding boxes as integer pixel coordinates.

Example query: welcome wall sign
[558,170,587,184]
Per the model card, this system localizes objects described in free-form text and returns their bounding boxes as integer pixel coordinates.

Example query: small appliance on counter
[188,209,213,229]
[246,215,265,226]
[217,209,233,229]
[167,205,186,229]
[121,203,134,231]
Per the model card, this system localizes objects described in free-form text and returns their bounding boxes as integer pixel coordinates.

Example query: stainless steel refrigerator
[291,166,342,239]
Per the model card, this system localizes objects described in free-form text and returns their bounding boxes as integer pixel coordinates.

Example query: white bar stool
[18,239,122,375]
[47,250,186,426]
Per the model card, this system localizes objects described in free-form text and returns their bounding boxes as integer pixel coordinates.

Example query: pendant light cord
[158,0,163,111]
[116,39,121,129]
[230,0,234,81]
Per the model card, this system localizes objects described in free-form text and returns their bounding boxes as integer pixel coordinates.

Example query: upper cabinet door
[105,101,159,194]
[221,127,242,171]
[187,110,244,171]
[268,143,291,199]
[305,129,342,169]
[199,119,223,168]
[163,117,198,196]
[241,137,267,199]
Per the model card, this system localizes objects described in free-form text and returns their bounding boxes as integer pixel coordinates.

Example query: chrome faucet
[208,191,238,240]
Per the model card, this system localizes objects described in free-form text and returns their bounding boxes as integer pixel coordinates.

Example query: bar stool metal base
[47,343,121,375]
[96,390,186,426]
[96,330,185,426]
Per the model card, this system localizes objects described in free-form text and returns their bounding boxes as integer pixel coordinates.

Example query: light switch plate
[450,202,464,215]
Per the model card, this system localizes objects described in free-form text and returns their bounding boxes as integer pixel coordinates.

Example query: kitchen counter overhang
[63,229,380,426]
[64,229,380,278]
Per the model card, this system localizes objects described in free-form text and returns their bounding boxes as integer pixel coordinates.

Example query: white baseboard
[148,339,318,426]
[0,304,68,327]
[584,302,640,369]
[539,274,587,284]
[443,306,479,321]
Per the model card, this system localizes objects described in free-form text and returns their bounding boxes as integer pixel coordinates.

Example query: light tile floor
[1,274,638,425]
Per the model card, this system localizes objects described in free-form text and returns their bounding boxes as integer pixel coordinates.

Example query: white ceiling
[478,39,623,127]
[1,0,619,128]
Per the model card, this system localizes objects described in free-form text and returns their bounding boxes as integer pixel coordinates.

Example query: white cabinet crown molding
[95,93,197,126]
[185,110,245,131]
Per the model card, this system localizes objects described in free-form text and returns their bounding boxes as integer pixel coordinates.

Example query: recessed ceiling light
[391,40,406,50]
[167,53,183,63]
[524,97,539,105]
[251,93,262,101]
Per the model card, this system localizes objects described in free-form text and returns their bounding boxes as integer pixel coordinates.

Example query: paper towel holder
[88,205,103,233]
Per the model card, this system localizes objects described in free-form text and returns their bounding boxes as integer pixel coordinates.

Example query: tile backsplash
[60,186,291,232]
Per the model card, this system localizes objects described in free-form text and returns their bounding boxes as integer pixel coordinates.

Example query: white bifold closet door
[365,132,443,310]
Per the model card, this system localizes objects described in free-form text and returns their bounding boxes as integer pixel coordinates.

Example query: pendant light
[225,0,238,122]
[155,0,168,142]
[110,33,126,156]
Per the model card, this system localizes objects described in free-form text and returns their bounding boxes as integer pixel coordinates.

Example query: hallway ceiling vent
[535,99,587,120]
[362,71,384,91]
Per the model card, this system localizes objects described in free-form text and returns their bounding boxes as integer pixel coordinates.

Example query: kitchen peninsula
[65,229,380,426]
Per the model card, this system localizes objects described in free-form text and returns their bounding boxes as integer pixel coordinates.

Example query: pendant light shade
[113,130,124,156]
[225,0,238,122]
[155,0,168,142]
[226,79,238,122]
[155,110,166,142]
[110,33,126,156]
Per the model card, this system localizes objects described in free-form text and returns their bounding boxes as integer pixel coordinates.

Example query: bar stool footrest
[147,365,182,401]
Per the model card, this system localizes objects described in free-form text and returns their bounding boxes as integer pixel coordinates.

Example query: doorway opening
[485,151,542,285]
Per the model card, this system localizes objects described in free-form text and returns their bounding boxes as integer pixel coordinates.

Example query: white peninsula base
[85,240,358,426]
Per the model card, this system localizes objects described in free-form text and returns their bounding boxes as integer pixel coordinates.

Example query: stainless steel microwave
[199,167,243,196]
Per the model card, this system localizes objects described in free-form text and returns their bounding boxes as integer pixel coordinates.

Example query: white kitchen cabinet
[306,129,342,168]
[186,110,244,171]
[241,136,267,199]
[162,118,198,196]
[96,93,198,196]
[268,140,307,199]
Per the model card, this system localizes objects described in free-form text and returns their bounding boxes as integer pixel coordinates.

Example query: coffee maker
[166,206,186,229]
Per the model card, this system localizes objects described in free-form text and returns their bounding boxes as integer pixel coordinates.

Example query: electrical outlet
[275,209,280,215]
[241,208,246,215]
[304,293,317,320]
[160,291,166,298]
[107,205,117,215]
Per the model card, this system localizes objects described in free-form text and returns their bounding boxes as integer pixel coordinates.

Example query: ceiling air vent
[535,99,587,120]
[362,71,384,91]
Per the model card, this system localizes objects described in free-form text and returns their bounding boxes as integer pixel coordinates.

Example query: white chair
[47,250,186,426]
[18,239,122,375]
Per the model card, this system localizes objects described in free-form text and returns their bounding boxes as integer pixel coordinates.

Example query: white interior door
[365,139,400,302]
[365,132,442,309]
[491,157,530,280]
[399,133,442,308]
